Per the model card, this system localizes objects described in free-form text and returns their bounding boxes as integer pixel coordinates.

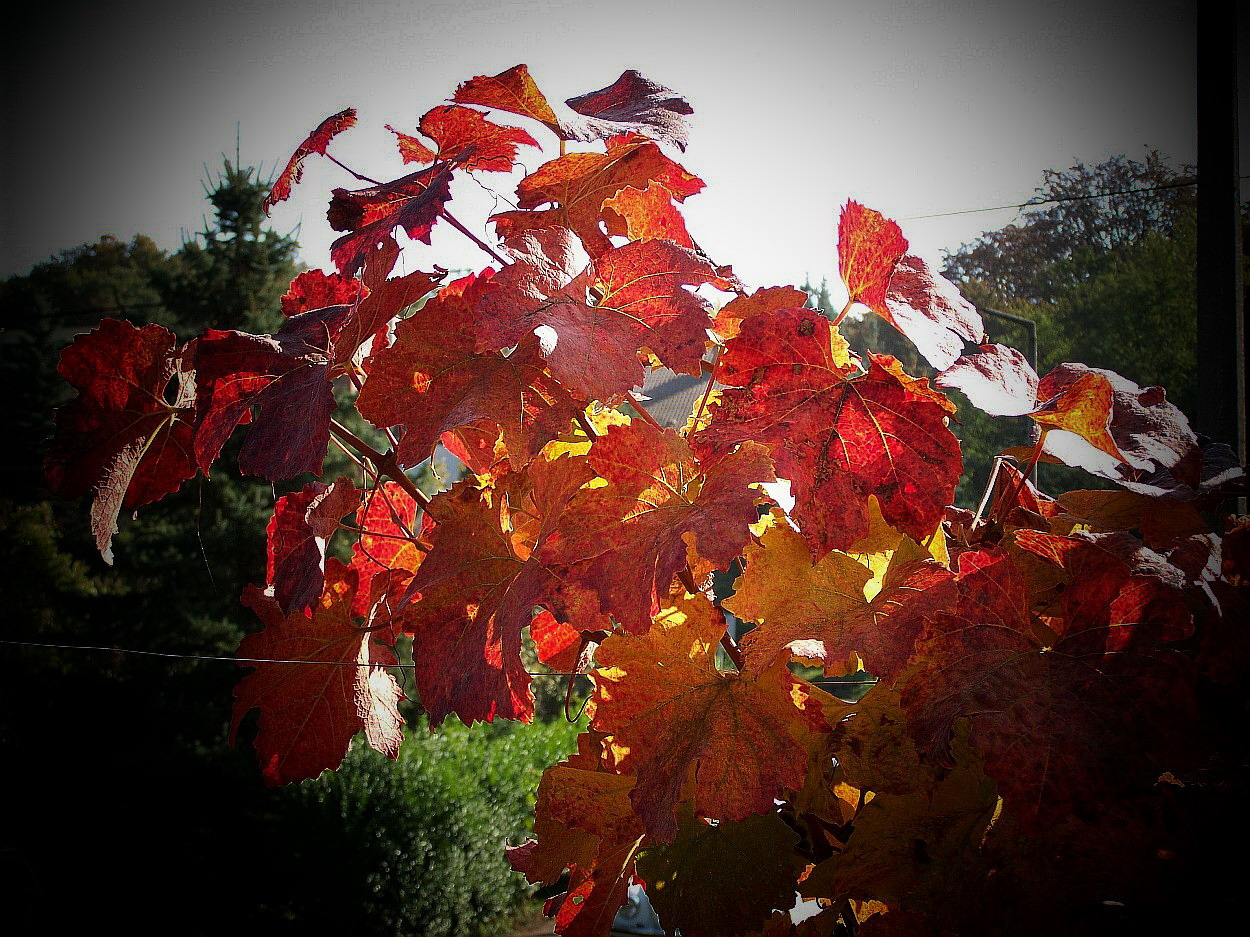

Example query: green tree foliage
[943,149,1197,419]
[156,160,300,335]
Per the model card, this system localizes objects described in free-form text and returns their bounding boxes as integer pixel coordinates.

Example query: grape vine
[46,64,1250,935]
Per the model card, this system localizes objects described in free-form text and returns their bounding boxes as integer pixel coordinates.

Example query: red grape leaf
[192,304,351,481]
[881,254,984,371]
[592,593,828,841]
[491,134,703,257]
[331,257,444,369]
[45,319,197,563]
[563,69,693,152]
[899,546,1195,831]
[327,164,454,276]
[386,104,537,172]
[542,420,774,634]
[231,560,403,785]
[531,610,589,672]
[357,271,580,468]
[637,807,804,937]
[728,519,954,681]
[601,182,694,247]
[348,482,430,623]
[934,343,1038,417]
[453,64,692,152]
[263,107,357,213]
[838,200,908,316]
[400,455,594,727]
[474,227,722,402]
[697,309,960,558]
[280,269,365,317]
[266,477,360,614]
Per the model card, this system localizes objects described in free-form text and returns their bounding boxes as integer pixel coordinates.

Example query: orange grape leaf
[400,455,594,727]
[637,807,804,937]
[1030,370,1127,465]
[509,733,645,937]
[1035,363,1203,494]
[357,271,580,468]
[474,226,722,402]
[387,104,537,172]
[697,309,960,559]
[899,546,1195,831]
[800,726,998,909]
[831,685,927,796]
[601,182,694,247]
[492,134,703,256]
[881,254,984,371]
[263,107,357,213]
[231,560,403,785]
[838,200,908,316]
[711,285,808,342]
[44,319,197,563]
[454,64,692,151]
[542,421,774,634]
[592,593,828,841]
[452,63,565,139]
[729,521,954,682]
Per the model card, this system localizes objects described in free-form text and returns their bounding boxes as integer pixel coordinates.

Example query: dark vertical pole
[1196,6,1246,476]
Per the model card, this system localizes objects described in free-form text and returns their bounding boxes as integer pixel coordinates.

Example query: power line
[0,638,575,677]
[900,178,1202,222]
[0,638,881,685]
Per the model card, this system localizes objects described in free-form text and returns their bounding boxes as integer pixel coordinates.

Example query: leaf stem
[326,154,383,186]
[328,418,431,508]
[575,411,600,440]
[686,348,721,437]
[831,297,855,327]
[629,396,667,433]
[440,210,508,266]
[992,429,1048,527]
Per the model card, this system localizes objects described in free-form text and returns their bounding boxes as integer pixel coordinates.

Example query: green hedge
[264,717,580,936]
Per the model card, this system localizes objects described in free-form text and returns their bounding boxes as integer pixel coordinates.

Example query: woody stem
[328,418,430,508]
[440,211,508,266]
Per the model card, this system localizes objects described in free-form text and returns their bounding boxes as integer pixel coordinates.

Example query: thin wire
[900,178,1201,222]
[0,638,578,677]
[0,638,882,684]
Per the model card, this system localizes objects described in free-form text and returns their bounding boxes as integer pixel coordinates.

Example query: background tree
[943,149,1198,416]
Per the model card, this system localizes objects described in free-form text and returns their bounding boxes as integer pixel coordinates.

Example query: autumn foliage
[47,65,1250,934]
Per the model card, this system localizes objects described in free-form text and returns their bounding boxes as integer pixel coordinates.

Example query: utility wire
[900,178,1203,222]
[0,638,880,684]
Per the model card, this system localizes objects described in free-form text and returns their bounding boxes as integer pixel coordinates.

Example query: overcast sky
[1,0,1234,298]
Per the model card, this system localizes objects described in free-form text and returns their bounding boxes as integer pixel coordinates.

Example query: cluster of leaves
[46,65,1250,934]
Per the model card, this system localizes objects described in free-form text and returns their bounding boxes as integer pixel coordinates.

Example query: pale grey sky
[1,0,1214,298]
